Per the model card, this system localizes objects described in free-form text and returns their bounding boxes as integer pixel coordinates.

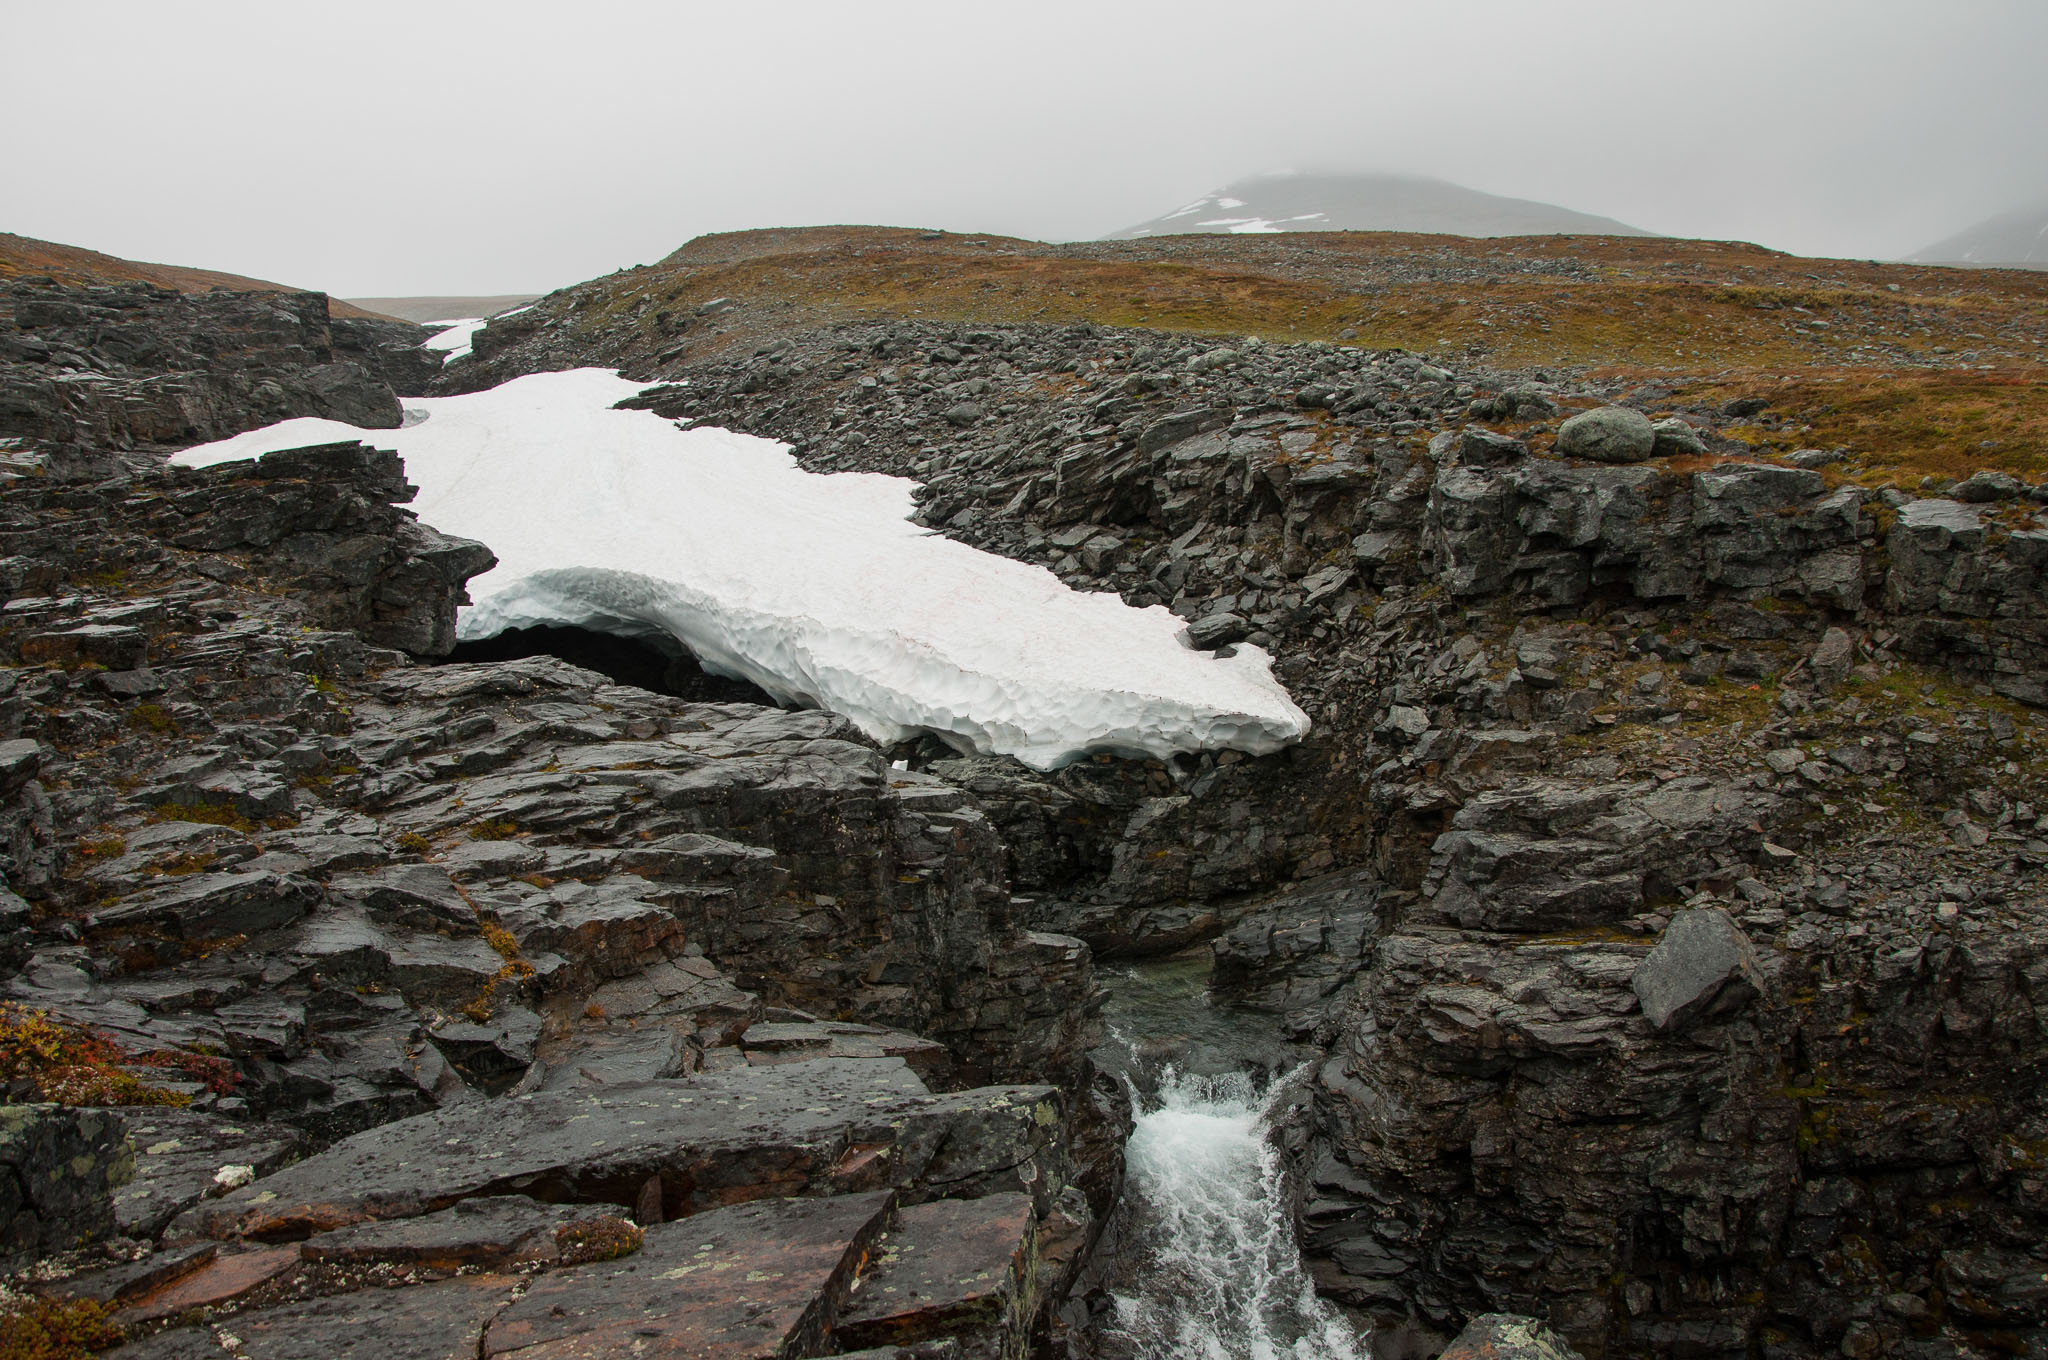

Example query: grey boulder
[1651,417,1707,459]
[1556,407,1657,464]
[1630,908,1765,1031]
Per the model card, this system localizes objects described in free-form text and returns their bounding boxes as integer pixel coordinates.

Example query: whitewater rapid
[1108,1061,1366,1360]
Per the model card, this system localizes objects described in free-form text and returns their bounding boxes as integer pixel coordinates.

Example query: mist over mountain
[1910,200,2048,270]
[344,294,546,324]
[1107,171,1652,241]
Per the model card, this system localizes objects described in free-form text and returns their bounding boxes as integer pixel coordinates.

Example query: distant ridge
[1108,171,1652,240]
[345,294,545,324]
[0,231,396,320]
[1908,201,2048,271]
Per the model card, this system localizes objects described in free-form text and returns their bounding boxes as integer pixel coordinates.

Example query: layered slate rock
[0,299,1110,1360]
[10,258,2048,1360]
[113,1109,306,1239]
[482,1191,892,1359]
[296,1196,641,1271]
[539,312,2048,1360]
[183,1059,1063,1241]
[107,1273,523,1360]
[832,1192,1039,1358]
[0,279,433,465]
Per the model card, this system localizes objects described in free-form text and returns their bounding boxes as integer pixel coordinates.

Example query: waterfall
[1104,1063,1368,1360]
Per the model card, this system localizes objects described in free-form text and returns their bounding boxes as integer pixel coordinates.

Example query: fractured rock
[112,1108,306,1239]
[832,1192,1037,1357]
[1440,1314,1589,1360]
[111,1272,522,1360]
[481,1191,893,1359]
[298,1195,641,1270]
[0,1104,136,1270]
[1809,626,1856,691]
[1629,908,1765,1031]
[182,1059,1064,1240]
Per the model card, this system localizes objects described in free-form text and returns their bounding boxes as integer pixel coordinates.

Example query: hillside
[0,231,395,319]
[1910,200,2048,270]
[454,222,2048,488]
[1108,171,1652,240]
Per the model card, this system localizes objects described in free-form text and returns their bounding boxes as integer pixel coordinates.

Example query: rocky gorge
[0,225,2044,1360]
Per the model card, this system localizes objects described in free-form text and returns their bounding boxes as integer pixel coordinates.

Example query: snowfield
[421,318,486,364]
[171,369,1310,769]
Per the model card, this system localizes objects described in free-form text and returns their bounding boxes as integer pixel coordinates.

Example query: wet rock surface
[447,303,2048,1359]
[1440,1313,1589,1360]
[0,287,1109,1359]
[1,1103,135,1269]
[2,269,2045,1360]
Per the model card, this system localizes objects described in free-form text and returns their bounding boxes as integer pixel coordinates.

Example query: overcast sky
[8,0,2046,297]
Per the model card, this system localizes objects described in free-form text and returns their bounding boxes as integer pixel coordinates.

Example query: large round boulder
[1556,406,1657,463]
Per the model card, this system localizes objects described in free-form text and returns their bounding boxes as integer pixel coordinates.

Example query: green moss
[126,702,176,735]
[145,801,254,833]
[0,1296,123,1360]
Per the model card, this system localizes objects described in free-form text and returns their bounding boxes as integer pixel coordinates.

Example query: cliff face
[0,278,436,478]
[455,283,2047,1359]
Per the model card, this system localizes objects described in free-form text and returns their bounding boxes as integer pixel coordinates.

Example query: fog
[7,0,2044,296]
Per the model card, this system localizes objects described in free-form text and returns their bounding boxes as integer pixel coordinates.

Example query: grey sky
[9,0,2046,296]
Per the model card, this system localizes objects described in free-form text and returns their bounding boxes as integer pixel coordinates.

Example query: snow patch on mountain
[1111,171,1650,240]
[1909,200,2048,270]
[170,369,1310,769]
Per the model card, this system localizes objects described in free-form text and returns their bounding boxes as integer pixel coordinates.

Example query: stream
[1092,951,1369,1360]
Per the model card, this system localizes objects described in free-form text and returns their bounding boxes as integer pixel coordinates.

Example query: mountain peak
[1107,170,1652,241]
[1909,200,2048,270]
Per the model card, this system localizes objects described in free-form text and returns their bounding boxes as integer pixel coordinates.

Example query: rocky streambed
[0,271,2044,1360]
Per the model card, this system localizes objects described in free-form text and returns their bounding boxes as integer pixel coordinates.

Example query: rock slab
[0,1103,135,1270]
[1629,907,1765,1031]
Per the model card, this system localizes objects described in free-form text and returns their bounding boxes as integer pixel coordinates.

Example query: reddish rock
[42,1242,218,1305]
[116,1245,299,1326]
[109,1273,523,1359]
[298,1195,641,1271]
[834,1192,1038,1358]
[184,1060,1062,1241]
[483,1191,892,1359]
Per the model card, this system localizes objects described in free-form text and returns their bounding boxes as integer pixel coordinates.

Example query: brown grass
[1669,368,2048,484]
[531,225,2048,486]
[0,230,396,321]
